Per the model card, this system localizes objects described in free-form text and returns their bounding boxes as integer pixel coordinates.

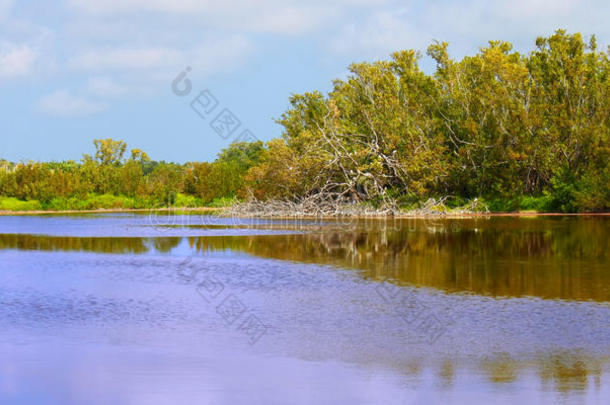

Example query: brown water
[0,214,608,404]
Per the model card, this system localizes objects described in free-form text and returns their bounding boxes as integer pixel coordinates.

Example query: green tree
[93,138,127,166]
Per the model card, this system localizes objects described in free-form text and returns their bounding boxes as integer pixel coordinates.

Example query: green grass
[43,194,138,210]
[0,193,582,213]
[206,196,239,208]
[0,197,43,211]
[174,193,205,208]
[518,195,553,212]
[481,195,553,213]
[0,193,235,212]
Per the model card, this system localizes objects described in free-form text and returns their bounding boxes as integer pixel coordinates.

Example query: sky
[1,0,609,163]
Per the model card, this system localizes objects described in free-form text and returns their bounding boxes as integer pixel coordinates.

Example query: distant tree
[93,138,127,166]
[130,149,150,163]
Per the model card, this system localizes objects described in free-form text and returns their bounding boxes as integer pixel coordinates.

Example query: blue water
[0,214,609,404]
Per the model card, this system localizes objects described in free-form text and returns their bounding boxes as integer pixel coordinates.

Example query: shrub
[0,197,43,211]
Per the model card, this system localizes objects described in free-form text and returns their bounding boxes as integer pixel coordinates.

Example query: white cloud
[329,9,424,58]
[86,77,127,97]
[67,0,221,15]
[36,90,106,117]
[188,35,253,75]
[246,5,331,35]
[68,35,253,79]
[0,41,37,79]
[327,0,610,62]
[68,47,182,71]
[0,0,13,21]
[496,0,579,19]
[67,0,388,15]
[66,0,336,35]
[67,0,283,15]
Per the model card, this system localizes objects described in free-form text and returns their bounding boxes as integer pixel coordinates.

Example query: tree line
[0,138,264,210]
[1,30,608,212]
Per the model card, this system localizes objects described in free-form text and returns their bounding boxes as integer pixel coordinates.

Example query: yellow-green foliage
[0,197,43,211]
[244,30,609,212]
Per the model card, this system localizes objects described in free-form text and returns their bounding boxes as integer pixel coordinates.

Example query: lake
[0,213,608,404]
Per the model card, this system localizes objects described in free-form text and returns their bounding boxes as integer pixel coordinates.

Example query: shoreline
[0,207,220,216]
[0,207,608,217]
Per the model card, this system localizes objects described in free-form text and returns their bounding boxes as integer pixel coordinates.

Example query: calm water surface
[0,213,608,404]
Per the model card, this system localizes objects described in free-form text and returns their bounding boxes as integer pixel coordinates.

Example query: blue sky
[1,0,608,163]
